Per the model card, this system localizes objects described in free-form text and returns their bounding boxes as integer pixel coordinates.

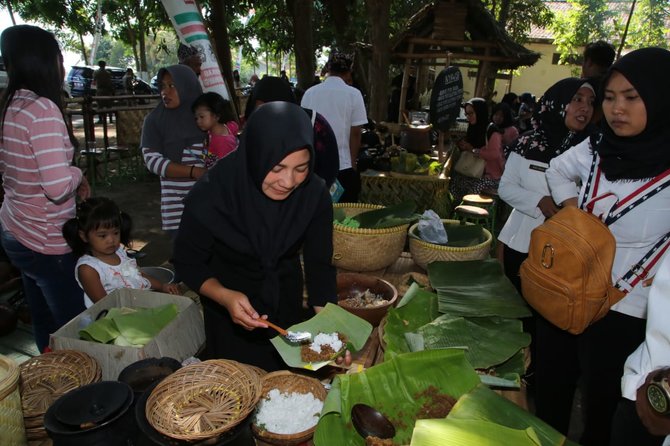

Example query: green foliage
[626,0,670,49]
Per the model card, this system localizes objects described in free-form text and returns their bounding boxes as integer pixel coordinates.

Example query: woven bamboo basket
[408,219,492,271]
[252,371,328,446]
[0,355,26,446]
[145,359,262,441]
[332,203,409,272]
[20,350,101,418]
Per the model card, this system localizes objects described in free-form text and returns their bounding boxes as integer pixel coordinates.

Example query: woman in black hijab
[173,102,337,371]
[244,75,339,188]
[543,48,670,446]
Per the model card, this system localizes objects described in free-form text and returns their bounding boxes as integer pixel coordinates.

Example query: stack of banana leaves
[313,349,577,445]
[383,259,531,388]
[334,201,419,229]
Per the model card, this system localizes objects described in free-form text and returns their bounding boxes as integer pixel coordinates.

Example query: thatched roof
[392,0,540,69]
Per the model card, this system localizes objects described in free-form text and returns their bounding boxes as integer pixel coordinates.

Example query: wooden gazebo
[392,0,541,116]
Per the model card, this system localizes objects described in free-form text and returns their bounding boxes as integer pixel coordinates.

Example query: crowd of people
[1,22,670,446]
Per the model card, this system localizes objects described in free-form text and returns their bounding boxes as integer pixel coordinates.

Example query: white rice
[309,332,343,354]
[254,388,324,434]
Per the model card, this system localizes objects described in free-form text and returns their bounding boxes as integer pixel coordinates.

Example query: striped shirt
[142,143,205,231]
[0,90,82,254]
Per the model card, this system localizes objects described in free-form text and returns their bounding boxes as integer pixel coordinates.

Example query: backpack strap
[581,152,670,294]
[615,232,670,293]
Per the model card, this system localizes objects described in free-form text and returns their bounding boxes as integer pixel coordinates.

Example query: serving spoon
[263,320,312,343]
[351,403,396,440]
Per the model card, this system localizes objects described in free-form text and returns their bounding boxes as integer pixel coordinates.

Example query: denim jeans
[1,228,84,352]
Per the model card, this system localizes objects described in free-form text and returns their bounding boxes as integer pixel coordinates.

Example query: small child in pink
[192,92,239,168]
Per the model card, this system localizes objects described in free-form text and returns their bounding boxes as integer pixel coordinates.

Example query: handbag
[520,154,670,334]
[454,150,485,178]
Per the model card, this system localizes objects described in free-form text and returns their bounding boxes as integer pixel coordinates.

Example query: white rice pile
[309,332,343,354]
[255,388,324,434]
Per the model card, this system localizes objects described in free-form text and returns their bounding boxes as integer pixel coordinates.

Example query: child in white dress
[63,197,180,307]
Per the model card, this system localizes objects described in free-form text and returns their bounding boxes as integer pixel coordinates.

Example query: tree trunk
[6,0,16,25]
[210,0,237,114]
[287,0,315,91]
[323,0,355,46]
[497,0,512,25]
[78,32,88,65]
[617,0,637,59]
[365,0,390,123]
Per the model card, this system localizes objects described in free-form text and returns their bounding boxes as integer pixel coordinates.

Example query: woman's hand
[537,196,560,218]
[192,166,207,180]
[636,369,670,436]
[221,289,268,330]
[457,140,473,151]
[561,197,578,208]
[77,176,91,200]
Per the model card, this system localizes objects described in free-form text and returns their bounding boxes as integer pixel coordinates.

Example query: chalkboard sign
[429,67,464,132]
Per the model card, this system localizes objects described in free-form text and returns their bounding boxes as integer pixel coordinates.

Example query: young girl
[62,197,180,307]
[192,92,239,167]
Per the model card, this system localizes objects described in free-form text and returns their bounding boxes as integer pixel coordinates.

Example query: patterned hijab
[592,47,670,180]
[512,77,595,164]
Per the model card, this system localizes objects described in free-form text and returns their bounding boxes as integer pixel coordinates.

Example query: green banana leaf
[79,317,120,343]
[338,200,419,229]
[382,287,439,361]
[410,418,542,445]
[410,222,488,247]
[110,304,178,346]
[314,349,481,446]
[269,303,372,371]
[413,315,530,369]
[447,384,578,446]
[428,259,531,318]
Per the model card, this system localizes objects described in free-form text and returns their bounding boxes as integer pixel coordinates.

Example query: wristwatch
[647,370,670,415]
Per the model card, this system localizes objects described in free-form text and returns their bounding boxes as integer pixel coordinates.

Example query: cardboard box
[49,288,205,380]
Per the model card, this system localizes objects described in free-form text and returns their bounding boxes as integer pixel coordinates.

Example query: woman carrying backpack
[541,48,670,446]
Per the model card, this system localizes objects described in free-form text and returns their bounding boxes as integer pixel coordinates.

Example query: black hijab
[186,102,327,313]
[592,47,670,180]
[464,98,488,148]
[244,75,297,121]
[140,65,204,162]
[512,77,594,164]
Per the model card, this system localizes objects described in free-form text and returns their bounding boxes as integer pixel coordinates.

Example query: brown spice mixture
[341,289,389,308]
[365,436,394,446]
[414,385,457,419]
[300,332,346,362]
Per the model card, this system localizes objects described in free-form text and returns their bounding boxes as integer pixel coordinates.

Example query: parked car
[0,56,8,91]
[66,65,153,97]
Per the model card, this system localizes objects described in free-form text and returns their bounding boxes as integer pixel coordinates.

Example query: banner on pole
[160,0,232,101]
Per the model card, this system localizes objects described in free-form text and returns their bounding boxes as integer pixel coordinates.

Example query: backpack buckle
[541,244,555,268]
[632,263,649,280]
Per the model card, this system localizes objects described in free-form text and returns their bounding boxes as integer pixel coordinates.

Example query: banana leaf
[410,418,542,445]
[110,303,178,346]
[447,384,578,446]
[414,315,530,369]
[349,200,418,229]
[79,304,178,346]
[382,287,439,361]
[269,303,372,371]
[410,222,488,247]
[314,349,481,446]
[428,259,531,318]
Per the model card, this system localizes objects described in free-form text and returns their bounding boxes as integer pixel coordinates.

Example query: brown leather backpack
[519,206,624,334]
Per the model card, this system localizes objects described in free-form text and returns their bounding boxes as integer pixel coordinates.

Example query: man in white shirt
[301,52,367,202]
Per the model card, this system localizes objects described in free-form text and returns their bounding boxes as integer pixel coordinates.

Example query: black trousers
[610,398,665,446]
[534,310,647,446]
[337,168,361,203]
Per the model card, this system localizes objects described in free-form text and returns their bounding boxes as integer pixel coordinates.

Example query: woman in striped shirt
[0,25,89,352]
